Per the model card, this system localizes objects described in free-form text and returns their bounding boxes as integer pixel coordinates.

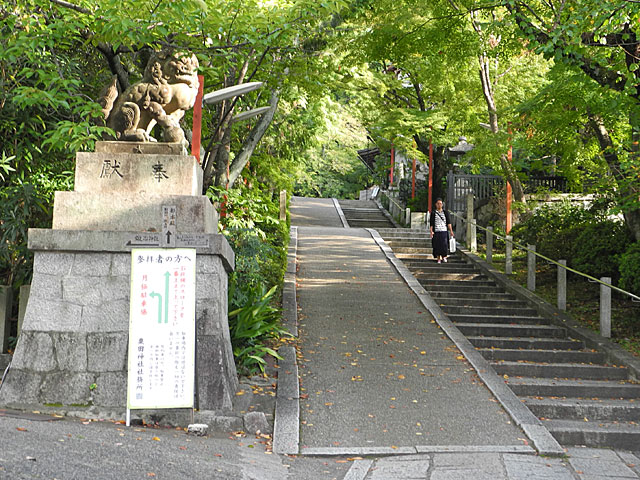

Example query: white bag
[449,237,456,253]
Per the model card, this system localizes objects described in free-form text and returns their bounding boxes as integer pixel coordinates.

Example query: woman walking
[429,198,454,263]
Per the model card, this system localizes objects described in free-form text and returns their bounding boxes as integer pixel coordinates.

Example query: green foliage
[572,221,633,281]
[0,183,50,288]
[399,178,427,212]
[619,243,640,295]
[511,201,592,260]
[512,200,633,281]
[228,284,287,375]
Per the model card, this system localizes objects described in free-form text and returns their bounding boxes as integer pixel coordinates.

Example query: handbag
[449,236,456,253]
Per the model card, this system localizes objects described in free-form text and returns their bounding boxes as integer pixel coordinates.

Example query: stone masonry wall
[0,250,237,412]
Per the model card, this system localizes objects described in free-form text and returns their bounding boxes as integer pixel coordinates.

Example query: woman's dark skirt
[432,231,449,257]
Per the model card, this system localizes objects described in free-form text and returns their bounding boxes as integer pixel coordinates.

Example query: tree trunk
[589,114,640,242]
[227,89,280,189]
[477,54,526,203]
[415,136,448,210]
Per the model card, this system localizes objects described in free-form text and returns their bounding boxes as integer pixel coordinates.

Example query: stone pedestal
[0,142,238,417]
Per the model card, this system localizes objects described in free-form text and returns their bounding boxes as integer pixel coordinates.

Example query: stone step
[455,323,566,338]
[493,361,629,381]
[429,292,517,301]
[398,255,466,263]
[524,397,640,422]
[416,272,489,282]
[506,377,640,399]
[433,297,526,308]
[543,419,640,450]
[420,284,504,294]
[441,305,539,316]
[469,336,585,350]
[406,263,475,272]
[348,221,395,228]
[385,240,430,248]
[478,348,605,364]
[378,229,424,237]
[446,313,549,325]
[393,247,436,254]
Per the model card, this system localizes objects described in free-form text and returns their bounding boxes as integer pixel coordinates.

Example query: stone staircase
[378,227,640,450]
[338,199,395,229]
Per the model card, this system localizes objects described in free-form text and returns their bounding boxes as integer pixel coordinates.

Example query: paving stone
[430,467,506,480]
[369,455,431,480]
[503,454,575,480]
[568,456,637,478]
[368,459,430,480]
[345,459,374,480]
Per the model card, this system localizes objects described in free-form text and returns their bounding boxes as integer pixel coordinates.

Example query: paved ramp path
[290,197,525,451]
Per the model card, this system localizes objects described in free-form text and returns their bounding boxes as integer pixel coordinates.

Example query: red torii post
[428,141,433,214]
[191,75,204,163]
[390,143,395,186]
[506,126,513,234]
[411,157,416,199]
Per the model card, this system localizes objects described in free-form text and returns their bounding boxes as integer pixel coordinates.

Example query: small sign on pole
[126,248,197,417]
[161,205,177,248]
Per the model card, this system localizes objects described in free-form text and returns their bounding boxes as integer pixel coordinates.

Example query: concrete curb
[273,346,299,455]
[332,198,350,228]
[366,228,565,457]
[459,248,640,381]
[273,227,300,455]
[282,226,298,337]
[301,445,536,456]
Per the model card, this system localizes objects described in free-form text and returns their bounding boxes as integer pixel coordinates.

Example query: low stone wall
[0,231,237,416]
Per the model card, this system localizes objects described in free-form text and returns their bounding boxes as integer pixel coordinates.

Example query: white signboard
[127,248,196,410]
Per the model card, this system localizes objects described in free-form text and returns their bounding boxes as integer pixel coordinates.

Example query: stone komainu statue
[100,49,199,149]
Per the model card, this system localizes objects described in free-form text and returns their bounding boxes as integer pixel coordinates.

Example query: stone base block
[95,141,185,155]
[0,236,236,414]
[74,152,202,196]
[52,192,218,233]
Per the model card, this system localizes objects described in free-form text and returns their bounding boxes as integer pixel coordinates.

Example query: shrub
[572,220,632,281]
[228,284,287,375]
[511,201,591,256]
[619,242,640,295]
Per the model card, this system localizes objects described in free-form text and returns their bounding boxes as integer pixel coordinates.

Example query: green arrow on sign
[149,292,162,324]
[164,271,170,323]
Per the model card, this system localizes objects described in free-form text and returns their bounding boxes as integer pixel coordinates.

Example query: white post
[279,190,287,221]
[0,286,12,353]
[17,284,30,335]
[405,207,411,227]
[527,245,536,291]
[470,219,477,253]
[486,226,494,264]
[600,276,612,338]
[505,235,513,275]
[466,193,474,249]
[557,260,567,311]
